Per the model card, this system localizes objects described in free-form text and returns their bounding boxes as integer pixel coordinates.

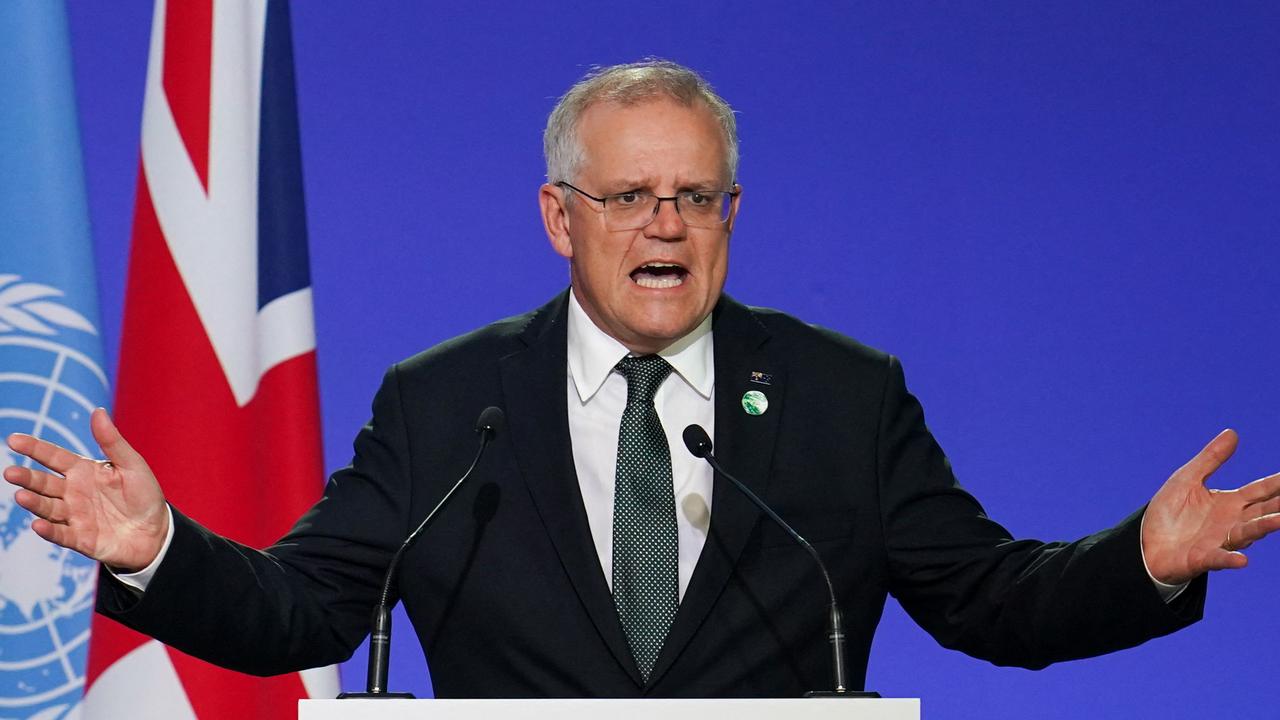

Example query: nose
[644,196,687,241]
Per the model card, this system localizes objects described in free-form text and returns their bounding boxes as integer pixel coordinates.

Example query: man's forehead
[575,98,730,184]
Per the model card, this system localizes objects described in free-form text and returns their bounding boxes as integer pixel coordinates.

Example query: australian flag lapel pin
[749,370,773,386]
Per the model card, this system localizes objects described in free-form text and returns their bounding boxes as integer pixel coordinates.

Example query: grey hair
[543,59,739,185]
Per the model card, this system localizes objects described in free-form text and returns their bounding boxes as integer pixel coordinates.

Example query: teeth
[635,274,684,289]
[632,262,685,289]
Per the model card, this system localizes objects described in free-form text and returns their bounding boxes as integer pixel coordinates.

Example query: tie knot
[615,355,673,402]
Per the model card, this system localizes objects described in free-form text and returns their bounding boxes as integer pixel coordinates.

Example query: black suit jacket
[99,290,1204,697]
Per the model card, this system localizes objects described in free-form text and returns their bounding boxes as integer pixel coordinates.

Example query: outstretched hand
[4,408,168,573]
[1142,429,1280,586]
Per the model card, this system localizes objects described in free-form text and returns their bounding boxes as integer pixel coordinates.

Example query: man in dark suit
[6,60,1279,697]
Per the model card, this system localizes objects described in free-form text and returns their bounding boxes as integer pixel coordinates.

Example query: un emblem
[0,275,107,719]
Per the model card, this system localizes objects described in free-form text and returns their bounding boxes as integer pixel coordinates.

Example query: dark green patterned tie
[612,354,678,682]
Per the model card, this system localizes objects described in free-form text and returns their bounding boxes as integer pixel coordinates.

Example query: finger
[90,408,147,471]
[29,517,84,553]
[14,488,69,524]
[1237,471,1280,504]
[2,463,28,486]
[1243,494,1280,521]
[1,465,67,498]
[1198,546,1249,572]
[5,432,84,474]
[1231,513,1280,549]
[1179,429,1239,486]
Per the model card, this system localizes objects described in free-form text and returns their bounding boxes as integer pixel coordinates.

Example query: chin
[625,319,698,351]
[610,292,713,350]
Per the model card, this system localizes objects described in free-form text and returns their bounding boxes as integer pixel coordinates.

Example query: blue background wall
[63,2,1277,717]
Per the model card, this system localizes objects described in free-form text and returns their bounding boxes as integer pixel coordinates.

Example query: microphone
[682,424,877,698]
[339,406,505,699]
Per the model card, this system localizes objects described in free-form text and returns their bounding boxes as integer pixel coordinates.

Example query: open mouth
[630,262,687,289]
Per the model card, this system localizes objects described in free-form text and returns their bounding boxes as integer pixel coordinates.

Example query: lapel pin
[741,390,768,416]
[749,371,773,386]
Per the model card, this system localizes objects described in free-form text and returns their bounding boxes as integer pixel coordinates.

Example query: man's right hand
[4,408,168,573]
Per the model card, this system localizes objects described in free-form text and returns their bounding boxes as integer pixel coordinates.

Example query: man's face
[540,98,736,354]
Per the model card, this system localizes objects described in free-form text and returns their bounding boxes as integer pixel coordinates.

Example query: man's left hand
[1142,429,1280,585]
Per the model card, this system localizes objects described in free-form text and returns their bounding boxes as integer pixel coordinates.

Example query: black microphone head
[474,406,505,438]
[682,424,714,458]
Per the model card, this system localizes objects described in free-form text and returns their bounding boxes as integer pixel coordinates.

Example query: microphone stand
[683,425,879,698]
[338,407,504,698]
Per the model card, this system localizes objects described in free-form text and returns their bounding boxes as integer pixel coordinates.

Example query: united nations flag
[0,2,111,718]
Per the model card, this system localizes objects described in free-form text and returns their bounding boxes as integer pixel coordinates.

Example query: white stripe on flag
[81,641,197,720]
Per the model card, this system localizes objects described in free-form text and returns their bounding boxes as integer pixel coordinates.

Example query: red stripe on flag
[162,0,213,192]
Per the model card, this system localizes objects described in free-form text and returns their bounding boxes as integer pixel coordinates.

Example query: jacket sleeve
[877,355,1205,668]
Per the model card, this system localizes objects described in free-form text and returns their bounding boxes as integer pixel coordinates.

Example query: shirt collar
[567,288,715,404]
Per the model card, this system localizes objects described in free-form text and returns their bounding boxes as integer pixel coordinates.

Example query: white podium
[300,698,920,720]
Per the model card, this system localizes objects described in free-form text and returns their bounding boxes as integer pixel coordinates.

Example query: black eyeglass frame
[556,181,740,229]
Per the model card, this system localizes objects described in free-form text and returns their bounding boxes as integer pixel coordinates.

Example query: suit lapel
[498,290,644,687]
[648,295,786,688]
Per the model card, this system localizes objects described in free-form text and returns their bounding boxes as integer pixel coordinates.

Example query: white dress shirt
[566,290,715,601]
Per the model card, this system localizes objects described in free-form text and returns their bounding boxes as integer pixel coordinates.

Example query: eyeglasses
[557,181,739,231]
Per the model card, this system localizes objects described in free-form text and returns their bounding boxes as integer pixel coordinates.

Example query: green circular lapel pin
[741,390,768,416]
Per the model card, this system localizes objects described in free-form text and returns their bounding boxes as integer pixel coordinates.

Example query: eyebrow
[598,178,652,193]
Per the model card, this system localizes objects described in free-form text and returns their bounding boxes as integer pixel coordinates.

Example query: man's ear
[725,183,742,234]
[539,183,573,259]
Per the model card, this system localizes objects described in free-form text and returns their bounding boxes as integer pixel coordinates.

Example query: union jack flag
[82,1,339,716]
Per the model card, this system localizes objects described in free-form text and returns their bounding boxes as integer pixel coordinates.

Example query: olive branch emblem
[0,274,97,336]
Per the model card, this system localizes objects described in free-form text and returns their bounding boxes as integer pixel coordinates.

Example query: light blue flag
[0,2,111,718]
